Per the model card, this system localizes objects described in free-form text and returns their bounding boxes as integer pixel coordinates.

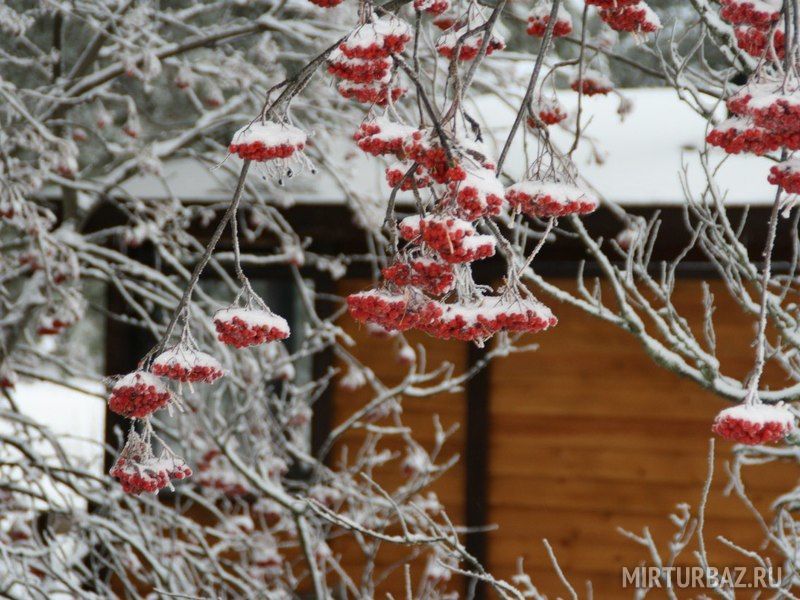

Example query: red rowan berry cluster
[354,117,416,156]
[402,129,468,184]
[308,0,343,8]
[382,258,455,295]
[347,289,442,332]
[386,161,432,190]
[435,26,505,61]
[528,96,567,128]
[400,215,497,263]
[214,307,291,348]
[417,294,557,343]
[570,71,614,96]
[598,2,661,34]
[151,347,224,383]
[769,159,800,193]
[720,0,781,28]
[110,431,192,495]
[108,371,173,418]
[0,367,17,390]
[229,120,312,180]
[706,116,785,155]
[526,3,573,38]
[712,403,794,445]
[448,167,505,220]
[506,181,599,218]
[414,0,450,16]
[331,16,410,105]
[734,25,784,59]
[585,0,639,7]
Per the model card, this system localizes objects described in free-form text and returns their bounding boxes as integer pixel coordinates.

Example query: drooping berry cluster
[386,161,432,190]
[110,431,192,495]
[435,25,505,61]
[414,0,450,17]
[712,403,794,445]
[448,167,505,220]
[229,121,306,162]
[151,347,224,383]
[228,120,313,180]
[584,0,639,7]
[108,371,173,418]
[331,15,410,105]
[506,181,599,218]
[526,3,573,38]
[382,258,455,295]
[719,0,783,59]
[214,307,291,348]
[768,159,800,193]
[598,1,661,34]
[528,96,567,128]
[706,116,785,155]
[354,118,417,156]
[570,70,614,96]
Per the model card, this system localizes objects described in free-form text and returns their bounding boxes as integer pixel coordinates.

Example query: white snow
[460,166,505,197]
[214,307,289,332]
[230,121,306,148]
[153,347,223,371]
[716,402,795,426]
[114,370,166,390]
[507,181,598,207]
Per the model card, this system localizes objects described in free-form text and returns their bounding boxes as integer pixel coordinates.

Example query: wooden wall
[331,278,798,597]
[487,279,797,596]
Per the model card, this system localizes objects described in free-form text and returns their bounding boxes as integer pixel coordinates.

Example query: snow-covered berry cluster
[526,3,573,38]
[414,0,450,17]
[382,257,455,295]
[151,347,224,383]
[714,75,800,192]
[712,403,794,445]
[570,70,614,96]
[598,2,661,34]
[108,371,173,418]
[506,181,599,218]
[720,0,783,59]
[528,96,567,128]
[354,117,417,156]
[110,431,192,495]
[435,24,505,61]
[331,15,410,106]
[229,120,312,180]
[214,307,291,348]
[768,159,800,193]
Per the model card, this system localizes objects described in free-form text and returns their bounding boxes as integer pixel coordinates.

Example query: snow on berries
[402,129,467,184]
[570,70,614,96]
[108,371,173,418]
[706,116,784,155]
[382,257,455,295]
[307,0,343,8]
[214,307,290,348]
[712,403,794,445]
[337,78,407,106]
[151,346,224,383]
[354,117,416,157]
[769,158,800,193]
[0,366,17,389]
[110,430,191,495]
[386,161,432,190]
[414,0,450,17]
[734,25,784,59]
[331,15,410,105]
[598,2,661,35]
[719,0,781,29]
[506,181,598,218]
[228,120,312,179]
[347,289,425,332]
[447,166,505,220]
[526,2,573,38]
[436,27,505,61]
[528,96,567,128]
[585,0,639,6]
[338,14,411,59]
[400,215,496,263]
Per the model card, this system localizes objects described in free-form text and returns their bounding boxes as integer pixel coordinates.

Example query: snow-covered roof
[117,87,774,207]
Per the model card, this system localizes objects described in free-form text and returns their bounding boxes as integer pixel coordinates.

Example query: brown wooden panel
[488,278,798,597]
[327,279,467,596]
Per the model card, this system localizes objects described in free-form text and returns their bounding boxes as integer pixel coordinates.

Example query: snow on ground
[109,88,774,207]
